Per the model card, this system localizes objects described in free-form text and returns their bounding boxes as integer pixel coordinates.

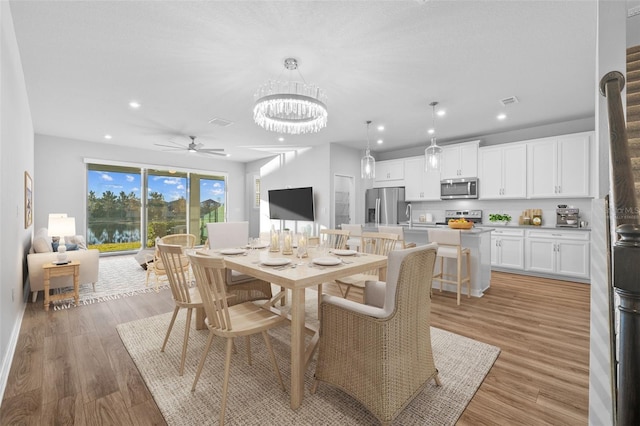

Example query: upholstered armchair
[312,243,440,425]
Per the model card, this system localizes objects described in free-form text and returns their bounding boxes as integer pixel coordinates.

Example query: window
[87,163,227,253]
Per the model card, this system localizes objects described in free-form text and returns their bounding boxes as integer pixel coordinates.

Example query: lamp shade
[48,216,76,240]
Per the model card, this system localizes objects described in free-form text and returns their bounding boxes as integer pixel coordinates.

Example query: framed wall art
[24,171,33,228]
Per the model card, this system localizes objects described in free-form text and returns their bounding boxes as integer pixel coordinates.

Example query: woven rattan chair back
[319,228,349,250]
[314,245,439,425]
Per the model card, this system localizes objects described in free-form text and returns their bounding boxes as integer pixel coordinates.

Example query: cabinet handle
[558,185,561,193]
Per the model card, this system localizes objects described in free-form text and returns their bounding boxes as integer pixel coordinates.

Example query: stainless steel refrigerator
[365,187,407,225]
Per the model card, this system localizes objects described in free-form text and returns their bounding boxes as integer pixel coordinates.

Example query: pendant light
[361,120,375,179]
[425,101,443,172]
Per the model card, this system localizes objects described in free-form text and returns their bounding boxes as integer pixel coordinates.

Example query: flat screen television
[268,187,315,221]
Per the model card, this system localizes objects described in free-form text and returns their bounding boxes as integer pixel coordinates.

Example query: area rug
[53,255,168,310]
[117,294,500,425]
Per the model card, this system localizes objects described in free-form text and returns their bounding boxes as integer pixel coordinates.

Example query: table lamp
[48,216,76,263]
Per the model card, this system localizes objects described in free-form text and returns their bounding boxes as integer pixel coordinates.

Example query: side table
[42,260,80,311]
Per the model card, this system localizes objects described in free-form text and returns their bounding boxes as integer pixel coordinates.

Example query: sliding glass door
[87,163,227,252]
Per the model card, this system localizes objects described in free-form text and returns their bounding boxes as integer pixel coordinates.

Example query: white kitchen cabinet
[373,159,405,187]
[404,157,440,201]
[479,143,527,199]
[527,132,591,198]
[490,228,524,269]
[525,229,590,279]
[441,141,479,179]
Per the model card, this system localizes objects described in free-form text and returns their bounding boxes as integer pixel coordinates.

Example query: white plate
[220,248,247,255]
[261,258,291,267]
[246,242,269,249]
[332,249,357,256]
[313,257,342,266]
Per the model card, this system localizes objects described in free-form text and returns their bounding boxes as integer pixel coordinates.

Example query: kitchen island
[364,224,493,298]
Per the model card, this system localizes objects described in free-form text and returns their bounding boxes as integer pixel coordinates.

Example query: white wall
[0,0,34,400]
[34,134,248,235]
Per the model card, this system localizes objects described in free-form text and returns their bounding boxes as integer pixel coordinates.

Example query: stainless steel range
[436,209,483,225]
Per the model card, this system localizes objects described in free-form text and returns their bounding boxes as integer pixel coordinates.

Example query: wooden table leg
[290,287,305,409]
[43,269,50,311]
[73,264,80,306]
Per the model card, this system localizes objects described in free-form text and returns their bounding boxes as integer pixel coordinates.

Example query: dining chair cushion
[363,280,385,308]
[321,294,388,319]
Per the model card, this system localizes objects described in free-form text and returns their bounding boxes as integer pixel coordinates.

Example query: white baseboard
[0,301,26,406]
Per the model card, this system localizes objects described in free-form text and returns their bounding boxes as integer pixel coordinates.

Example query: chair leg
[145,269,151,287]
[31,291,38,303]
[310,379,319,394]
[161,306,180,352]
[262,331,285,391]
[280,286,286,306]
[192,331,215,392]
[246,335,252,365]
[466,252,471,298]
[457,256,462,306]
[179,308,192,376]
[439,257,444,292]
[220,338,234,426]
[434,372,442,386]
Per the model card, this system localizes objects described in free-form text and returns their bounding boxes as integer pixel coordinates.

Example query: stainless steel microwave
[440,178,478,199]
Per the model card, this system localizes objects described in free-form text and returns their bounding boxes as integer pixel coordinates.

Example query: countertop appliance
[440,177,478,200]
[366,187,407,225]
[436,209,483,225]
[556,207,579,227]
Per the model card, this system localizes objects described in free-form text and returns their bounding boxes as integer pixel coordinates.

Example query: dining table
[195,245,387,410]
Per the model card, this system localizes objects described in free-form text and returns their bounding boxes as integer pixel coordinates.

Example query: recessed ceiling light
[428,128,435,135]
[436,110,445,117]
[129,101,141,109]
[377,125,385,131]
[278,137,285,142]
[497,113,507,120]
[104,134,112,140]
[377,139,383,145]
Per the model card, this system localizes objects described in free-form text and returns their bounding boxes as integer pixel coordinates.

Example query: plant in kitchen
[489,213,512,223]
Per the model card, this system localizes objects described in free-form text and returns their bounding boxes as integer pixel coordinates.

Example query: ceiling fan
[154,136,227,156]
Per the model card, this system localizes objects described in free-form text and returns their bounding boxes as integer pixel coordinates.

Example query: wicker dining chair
[333,232,399,299]
[312,244,440,425]
[188,252,286,426]
[157,243,202,376]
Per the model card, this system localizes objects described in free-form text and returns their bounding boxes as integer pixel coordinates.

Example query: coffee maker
[556,207,579,228]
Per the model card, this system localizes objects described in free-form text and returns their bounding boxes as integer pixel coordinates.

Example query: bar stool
[428,229,471,305]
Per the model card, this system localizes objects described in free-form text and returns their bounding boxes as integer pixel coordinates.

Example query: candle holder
[297,232,308,258]
[282,229,293,255]
[269,228,280,252]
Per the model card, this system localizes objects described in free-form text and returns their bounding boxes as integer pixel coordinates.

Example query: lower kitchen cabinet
[524,229,590,280]
[491,228,524,269]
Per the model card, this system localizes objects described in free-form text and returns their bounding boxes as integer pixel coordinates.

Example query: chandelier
[253,58,328,135]
[361,120,375,179]
[425,101,443,172]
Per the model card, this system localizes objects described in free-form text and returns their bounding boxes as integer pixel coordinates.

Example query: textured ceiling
[9,0,597,162]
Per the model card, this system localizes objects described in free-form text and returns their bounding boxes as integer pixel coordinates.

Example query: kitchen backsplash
[406,198,593,227]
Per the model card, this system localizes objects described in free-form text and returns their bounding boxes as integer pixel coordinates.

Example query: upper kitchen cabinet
[404,157,440,201]
[441,140,479,179]
[527,132,591,198]
[479,143,527,199]
[373,159,405,188]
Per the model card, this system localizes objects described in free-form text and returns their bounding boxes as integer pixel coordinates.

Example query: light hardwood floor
[0,270,590,425]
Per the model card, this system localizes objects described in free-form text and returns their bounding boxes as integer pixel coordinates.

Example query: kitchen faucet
[406,203,412,228]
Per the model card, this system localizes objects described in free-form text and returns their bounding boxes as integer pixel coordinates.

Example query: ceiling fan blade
[200,150,228,157]
[198,148,225,153]
[155,143,187,150]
